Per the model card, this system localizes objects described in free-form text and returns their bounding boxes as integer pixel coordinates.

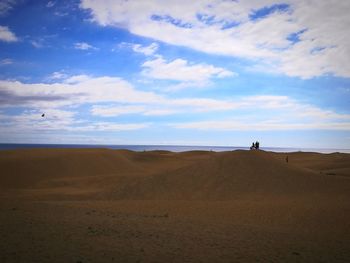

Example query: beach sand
[1,148,350,262]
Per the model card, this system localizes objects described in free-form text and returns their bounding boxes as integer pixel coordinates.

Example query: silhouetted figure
[41,113,45,117]
[286,156,289,163]
[255,141,260,150]
[250,142,255,150]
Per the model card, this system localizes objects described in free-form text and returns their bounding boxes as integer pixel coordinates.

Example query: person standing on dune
[250,142,255,150]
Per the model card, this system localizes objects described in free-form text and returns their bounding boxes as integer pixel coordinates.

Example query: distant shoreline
[1,143,349,154]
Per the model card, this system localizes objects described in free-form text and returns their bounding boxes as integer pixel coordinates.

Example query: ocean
[0,143,349,153]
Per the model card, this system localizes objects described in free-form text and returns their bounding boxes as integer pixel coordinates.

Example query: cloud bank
[80,0,350,79]
[1,75,349,135]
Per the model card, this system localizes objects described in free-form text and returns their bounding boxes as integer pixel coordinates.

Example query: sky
[0,0,349,149]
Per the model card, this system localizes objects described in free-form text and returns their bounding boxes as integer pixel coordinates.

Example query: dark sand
[1,148,350,262]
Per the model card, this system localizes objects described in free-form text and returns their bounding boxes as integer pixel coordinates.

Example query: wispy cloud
[31,40,44,48]
[47,71,68,80]
[0,58,13,65]
[170,96,350,131]
[132,42,158,56]
[46,1,55,8]
[74,42,98,50]
[117,42,159,56]
[0,108,150,137]
[171,120,350,131]
[0,0,16,16]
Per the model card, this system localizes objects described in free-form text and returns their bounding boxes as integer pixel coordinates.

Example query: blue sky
[0,0,349,148]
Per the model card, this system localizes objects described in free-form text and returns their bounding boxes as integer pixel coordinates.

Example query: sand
[1,148,350,262]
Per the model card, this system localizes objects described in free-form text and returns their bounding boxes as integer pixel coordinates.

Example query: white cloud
[0,25,18,42]
[90,98,237,117]
[80,0,350,78]
[74,42,98,50]
[48,71,68,80]
[91,105,145,117]
[132,42,158,55]
[0,75,163,108]
[89,91,350,133]
[172,98,238,112]
[116,42,159,55]
[164,81,208,92]
[143,109,177,116]
[0,73,238,116]
[142,56,235,82]
[0,58,13,65]
[91,104,180,117]
[63,74,91,84]
[0,108,78,133]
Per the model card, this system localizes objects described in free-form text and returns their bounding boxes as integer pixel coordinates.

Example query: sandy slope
[0,148,142,188]
[271,151,350,177]
[1,148,350,262]
[110,150,350,200]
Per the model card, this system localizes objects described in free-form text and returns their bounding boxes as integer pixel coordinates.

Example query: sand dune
[1,148,350,262]
[271,151,350,177]
[1,148,349,200]
[0,148,141,189]
[106,150,350,200]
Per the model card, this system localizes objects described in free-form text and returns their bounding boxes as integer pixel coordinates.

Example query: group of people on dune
[250,141,260,150]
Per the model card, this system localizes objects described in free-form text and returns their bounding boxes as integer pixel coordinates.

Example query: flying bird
[41,113,45,117]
